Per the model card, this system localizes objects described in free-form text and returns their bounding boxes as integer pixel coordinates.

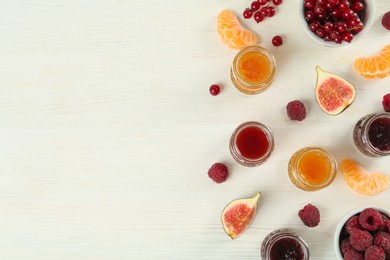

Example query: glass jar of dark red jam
[261,229,309,260]
[229,121,274,167]
[353,113,390,157]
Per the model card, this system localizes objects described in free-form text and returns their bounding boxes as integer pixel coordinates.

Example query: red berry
[342,9,355,20]
[304,0,315,9]
[340,238,353,255]
[351,2,364,12]
[382,11,390,31]
[267,6,276,17]
[323,22,334,32]
[349,229,373,251]
[258,0,268,5]
[272,0,282,6]
[209,84,220,96]
[346,215,361,234]
[365,245,386,260]
[272,35,283,46]
[260,7,269,17]
[254,12,264,23]
[359,208,384,232]
[328,0,339,5]
[344,250,364,260]
[382,93,390,112]
[207,163,229,184]
[309,21,320,32]
[305,10,316,21]
[243,9,253,19]
[251,1,261,11]
[373,232,390,258]
[286,100,306,121]
[342,31,353,43]
[298,203,320,227]
[338,1,349,10]
[316,28,326,38]
[336,22,347,33]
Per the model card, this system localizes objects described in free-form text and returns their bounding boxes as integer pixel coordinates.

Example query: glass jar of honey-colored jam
[288,147,337,191]
[353,113,390,157]
[230,46,276,95]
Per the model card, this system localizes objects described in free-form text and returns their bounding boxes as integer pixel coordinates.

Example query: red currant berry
[329,30,340,40]
[328,0,339,5]
[258,0,268,5]
[251,1,261,11]
[351,2,364,12]
[272,35,283,46]
[260,7,269,17]
[316,28,326,38]
[342,31,353,43]
[317,0,327,6]
[305,10,316,21]
[334,36,342,44]
[338,1,349,10]
[254,12,264,23]
[304,0,315,9]
[243,9,253,19]
[209,84,220,96]
[314,6,325,15]
[316,12,329,20]
[309,21,320,32]
[330,8,341,18]
[272,0,282,6]
[324,34,333,41]
[342,9,355,20]
[267,7,276,17]
[323,22,335,32]
[335,22,347,33]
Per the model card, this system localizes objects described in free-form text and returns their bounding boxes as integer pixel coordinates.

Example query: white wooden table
[0,0,389,259]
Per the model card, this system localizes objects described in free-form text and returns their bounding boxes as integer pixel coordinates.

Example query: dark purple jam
[368,118,390,151]
[270,237,304,260]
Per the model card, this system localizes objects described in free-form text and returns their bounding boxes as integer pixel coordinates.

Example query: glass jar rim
[232,45,276,87]
[293,147,337,188]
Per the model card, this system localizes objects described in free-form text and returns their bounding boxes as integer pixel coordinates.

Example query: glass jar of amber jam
[230,46,276,95]
[229,121,274,167]
[353,113,390,157]
[261,229,309,260]
[288,147,337,191]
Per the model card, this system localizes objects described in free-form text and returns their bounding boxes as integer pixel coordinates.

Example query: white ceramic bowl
[298,0,375,47]
[333,206,390,259]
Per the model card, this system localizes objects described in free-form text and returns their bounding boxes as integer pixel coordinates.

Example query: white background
[0,0,389,259]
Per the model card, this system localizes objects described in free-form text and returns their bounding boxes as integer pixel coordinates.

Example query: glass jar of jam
[230,46,276,95]
[229,121,274,167]
[288,147,337,191]
[353,113,390,157]
[261,229,309,260]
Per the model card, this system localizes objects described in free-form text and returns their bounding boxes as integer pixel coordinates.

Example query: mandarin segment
[354,44,390,79]
[217,9,258,50]
[339,159,389,196]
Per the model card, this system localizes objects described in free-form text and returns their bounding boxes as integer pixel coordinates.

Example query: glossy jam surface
[237,51,271,83]
[368,117,390,151]
[236,126,269,160]
[270,237,304,260]
[297,151,332,186]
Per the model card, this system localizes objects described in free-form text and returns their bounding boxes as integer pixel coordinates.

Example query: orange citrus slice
[353,44,390,79]
[217,9,258,50]
[339,159,389,196]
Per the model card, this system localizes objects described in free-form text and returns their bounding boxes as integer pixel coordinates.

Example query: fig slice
[221,192,261,239]
[315,66,356,115]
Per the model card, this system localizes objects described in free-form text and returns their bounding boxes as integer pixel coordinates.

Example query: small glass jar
[288,147,337,191]
[353,113,390,157]
[229,121,274,167]
[230,46,276,95]
[261,229,309,260]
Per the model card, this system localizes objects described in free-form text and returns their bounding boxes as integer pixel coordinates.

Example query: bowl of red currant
[299,0,374,46]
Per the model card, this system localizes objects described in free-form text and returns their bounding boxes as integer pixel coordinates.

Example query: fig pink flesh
[223,204,255,236]
[317,78,354,112]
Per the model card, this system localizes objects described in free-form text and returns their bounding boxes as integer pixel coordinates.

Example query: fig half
[315,66,356,115]
[221,192,261,239]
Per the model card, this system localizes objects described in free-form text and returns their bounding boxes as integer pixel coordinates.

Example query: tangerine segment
[339,159,389,196]
[354,44,390,79]
[217,9,258,50]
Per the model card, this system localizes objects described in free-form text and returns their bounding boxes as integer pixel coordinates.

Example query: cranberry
[272,35,283,46]
[243,9,253,19]
[209,84,220,96]
[251,1,261,11]
[254,12,264,23]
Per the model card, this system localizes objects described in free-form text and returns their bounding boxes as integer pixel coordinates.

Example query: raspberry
[349,229,373,251]
[286,100,306,121]
[340,238,353,255]
[346,215,361,234]
[387,221,390,232]
[359,208,384,232]
[374,231,390,258]
[365,245,386,260]
[382,93,390,112]
[343,249,364,260]
[298,203,320,227]
[382,11,390,31]
[207,163,229,183]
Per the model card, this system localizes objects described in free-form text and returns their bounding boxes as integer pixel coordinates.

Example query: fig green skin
[315,66,356,116]
[221,192,261,239]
